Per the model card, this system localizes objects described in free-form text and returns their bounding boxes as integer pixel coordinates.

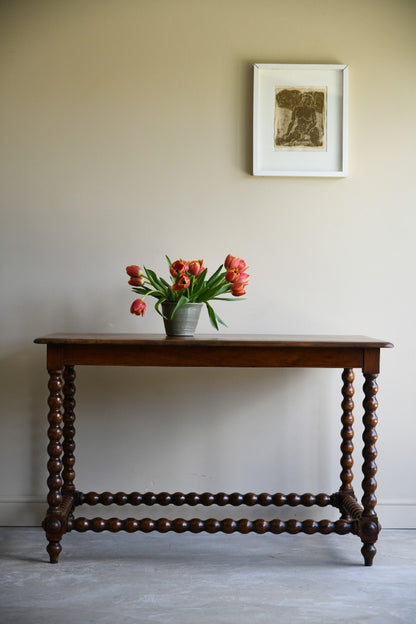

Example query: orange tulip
[225,268,240,283]
[170,259,188,278]
[172,274,191,291]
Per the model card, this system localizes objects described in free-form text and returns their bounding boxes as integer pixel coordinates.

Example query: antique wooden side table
[34,334,392,565]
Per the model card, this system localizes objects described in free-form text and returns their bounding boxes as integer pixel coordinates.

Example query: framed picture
[253,64,348,177]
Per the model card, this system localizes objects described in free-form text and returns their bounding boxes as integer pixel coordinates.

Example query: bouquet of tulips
[126,254,249,330]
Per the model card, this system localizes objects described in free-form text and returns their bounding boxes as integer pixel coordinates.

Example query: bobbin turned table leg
[332,369,361,526]
[62,365,76,505]
[339,369,355,507]
[42,369,64,563]
[360,373,380,566]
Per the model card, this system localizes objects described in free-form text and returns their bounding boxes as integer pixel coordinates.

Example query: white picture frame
[253,63,348,177]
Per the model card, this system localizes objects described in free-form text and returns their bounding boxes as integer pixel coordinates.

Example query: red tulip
[231,282,246,297]
[224,254,248,272]
[225,268,240,283]
[170,259,188,278]
[126,265,143,278]
[188,259,205,276]
[236,272,249,286]
[128,276,145,286]
[172,274,191,291]
[224,254,235,269]
[130,298,146,316]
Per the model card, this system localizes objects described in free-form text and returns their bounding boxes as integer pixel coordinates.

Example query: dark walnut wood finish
[34,334,392,565]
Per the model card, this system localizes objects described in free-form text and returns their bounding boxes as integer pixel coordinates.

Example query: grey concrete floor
[1,527,415,624]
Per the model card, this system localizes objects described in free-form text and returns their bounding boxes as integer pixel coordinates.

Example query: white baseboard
[0,497,415,528]
[0,497,46,526]
[377,500,416,529]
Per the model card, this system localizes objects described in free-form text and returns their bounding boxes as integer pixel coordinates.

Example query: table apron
[46,344,379,371]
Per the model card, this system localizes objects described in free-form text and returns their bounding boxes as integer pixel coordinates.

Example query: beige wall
[1,0,415,527]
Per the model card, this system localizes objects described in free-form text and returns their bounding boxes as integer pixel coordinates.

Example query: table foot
[46,540,62,564]
[42,514,65,563]
[356,515,380,566]
[361,542,376,566]
[42,495,75,563]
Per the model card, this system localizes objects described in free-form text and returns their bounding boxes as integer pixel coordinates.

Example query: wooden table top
[34,334,393,349]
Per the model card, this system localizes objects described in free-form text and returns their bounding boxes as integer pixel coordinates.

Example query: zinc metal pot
[161,302,203,336]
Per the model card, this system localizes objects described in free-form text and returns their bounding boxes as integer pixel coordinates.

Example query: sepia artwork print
[274,87,327,151]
